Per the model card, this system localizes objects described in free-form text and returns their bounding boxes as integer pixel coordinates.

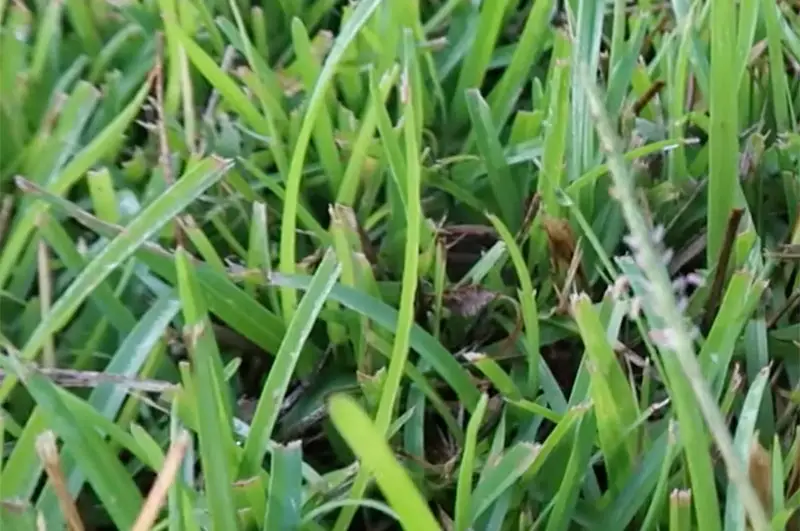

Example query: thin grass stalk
[575,64,770,531]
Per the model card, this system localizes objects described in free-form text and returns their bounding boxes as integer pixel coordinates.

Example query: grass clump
[1,0,799,530]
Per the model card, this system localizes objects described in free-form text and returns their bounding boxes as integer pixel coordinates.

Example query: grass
[0,0,799,530]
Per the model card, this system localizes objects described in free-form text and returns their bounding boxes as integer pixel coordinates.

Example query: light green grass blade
[0,408,49,499]
[469,354,522,400]
[88,24,145,84]
[670,490,693,531]
[28,0,63,84]
[485,213,540,394]
[0,6,31,135]
[571,294,639,490]
[175,247,240,531]
[470,441,540,525]
[336,65,399,206]
[484,0,554,133]
[64,0,101,54]
[700,271,768,393]
[466,90,521,231]
[328,393,441,531]
[667,3,695,185]
[450,0,514,126]
[707,0,744,264]
[540,31,572,217]
[455,393,489,531]
[239,249,340,476]
[289,17,344,192]
[545,409,597,531]
[735,0,759,89]
[568,0,605,182]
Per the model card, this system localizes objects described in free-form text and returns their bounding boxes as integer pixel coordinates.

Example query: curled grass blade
[289,17,344,191]
[485,213,540,395]
[278,0,382,322]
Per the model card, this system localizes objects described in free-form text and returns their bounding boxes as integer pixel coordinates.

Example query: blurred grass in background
[0,0,799,529]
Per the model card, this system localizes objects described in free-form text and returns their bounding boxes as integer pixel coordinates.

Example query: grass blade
[328,393,441,531]
[455,393,489,531]
[333,31,425,528]
[0,356,143,529]
[470,442,540,524]
[35,293,181,526]
[571,294,639,490]
[466,90,521,231]
[724,366,771,531]
[707,0,744,264]
[175,247,239,531]
[278,0,382,321]
[264,441,303,529]
[1,157,231,403]
[239,249,340,475]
